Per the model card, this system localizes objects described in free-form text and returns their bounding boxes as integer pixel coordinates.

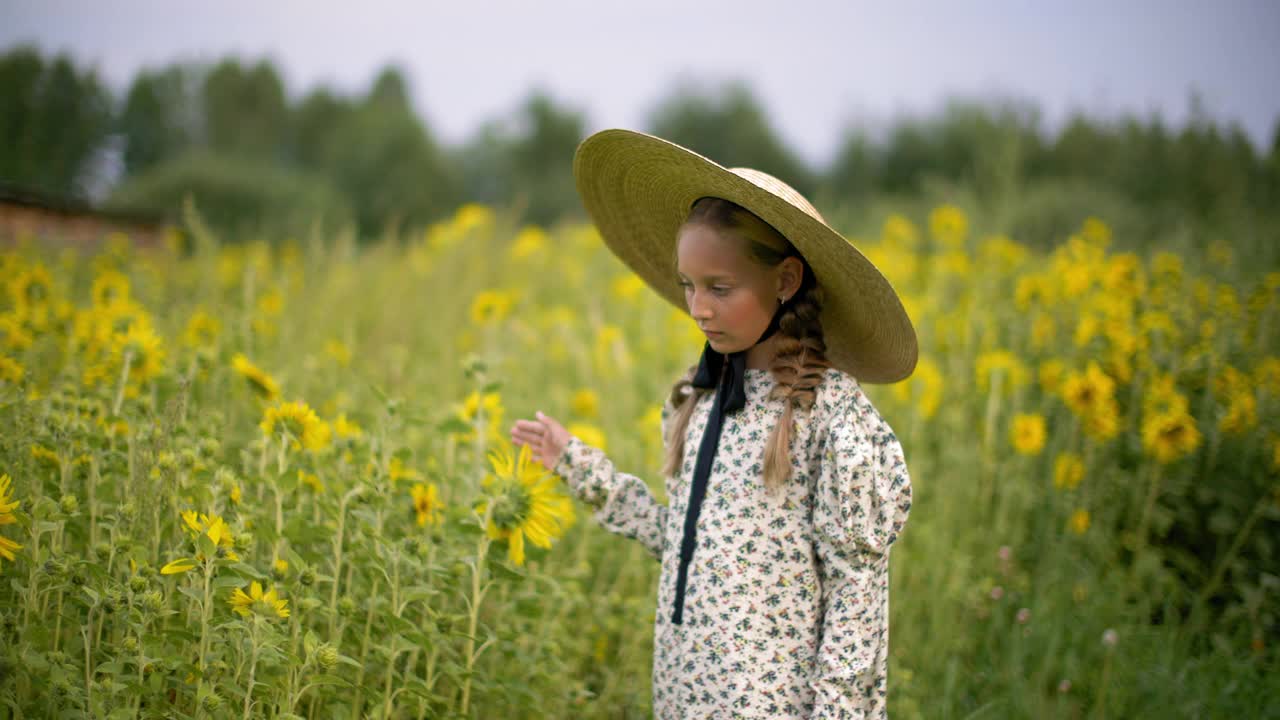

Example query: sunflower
[566,423,607,452]
[333,413,363,439]
[1141,411,1202,465]
[91,270,132,308]
[115,323,166,385]
[928,204,968,249]
[411,482,444,527]
[509,226,548,260]
[454,391,505,445]
[232,353,281,401]
[9,264,53,311]
[1061,362,1116,418]
[1053,452,1085,491]
[0,474,22,568]
[469,290,514,325]
[387,456,421,484]
[1068,509,1091,535]
[228,581,290,619]
[0,356,23,384]
[183,309,222,348]
[476,443,575,566]
[160,510,240,574]
[1010,414,1046,456]
[974,350,1028,394]
[0,313,34,351]
[260,400,331,452]
[570,389,600,419]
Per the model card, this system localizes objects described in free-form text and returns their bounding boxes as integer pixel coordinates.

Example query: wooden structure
[0,183,168,249]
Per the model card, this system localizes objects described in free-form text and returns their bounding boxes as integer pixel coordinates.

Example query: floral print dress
[552,367,912,719]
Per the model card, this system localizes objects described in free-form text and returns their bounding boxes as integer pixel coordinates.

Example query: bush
[105,149,353,239]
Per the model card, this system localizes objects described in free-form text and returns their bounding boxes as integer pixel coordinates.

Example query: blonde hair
[661,196,830,495]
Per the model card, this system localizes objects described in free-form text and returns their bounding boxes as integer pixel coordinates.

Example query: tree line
[2,44,1278,246]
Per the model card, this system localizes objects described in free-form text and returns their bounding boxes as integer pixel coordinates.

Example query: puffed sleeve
[550,399,674,561]
[809,392,912,719]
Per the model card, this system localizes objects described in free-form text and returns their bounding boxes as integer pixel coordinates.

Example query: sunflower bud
[315,643,339,671]
[299,567,316,587]
[59,494,79,514]
[129,575,148,593]
[156,451,177,472]
[201,693,224,712]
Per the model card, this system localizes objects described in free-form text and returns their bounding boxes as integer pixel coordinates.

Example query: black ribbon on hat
[670,302,784,625]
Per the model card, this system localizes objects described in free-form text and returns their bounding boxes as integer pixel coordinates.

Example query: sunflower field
[0,198,1277,719]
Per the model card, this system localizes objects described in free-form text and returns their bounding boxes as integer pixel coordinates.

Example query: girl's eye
[677,281,730,296]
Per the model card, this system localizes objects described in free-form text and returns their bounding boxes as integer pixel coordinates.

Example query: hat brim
[572,128,917,384]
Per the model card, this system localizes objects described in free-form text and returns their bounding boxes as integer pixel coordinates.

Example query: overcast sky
[3,0,1278,166]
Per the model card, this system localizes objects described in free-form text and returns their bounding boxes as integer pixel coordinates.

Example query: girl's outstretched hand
[510,411,571,472]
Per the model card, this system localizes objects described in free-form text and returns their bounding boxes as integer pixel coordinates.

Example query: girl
[511,129,917,719]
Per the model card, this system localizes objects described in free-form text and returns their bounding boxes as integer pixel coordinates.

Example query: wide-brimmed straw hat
[572,128,917,384]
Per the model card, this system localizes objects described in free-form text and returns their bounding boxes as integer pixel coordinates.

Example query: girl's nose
[688,290,713,320]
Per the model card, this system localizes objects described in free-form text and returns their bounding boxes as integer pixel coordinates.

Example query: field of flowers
[0,200,1277,718]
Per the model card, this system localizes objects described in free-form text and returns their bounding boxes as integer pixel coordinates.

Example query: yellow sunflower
[1053,452,1085,491]
[161,510,239,574]
[1010,413,1047,456]
[91,269,132,308]
[1061,361,1116,418]
[1141,411,1202,465]
[477,443,575,566]
[411,482,444,527]
[232,353,281,400]
[0,474,23,569]
[260,400,331,452]
[228,581,290,619]
[115,323,166,385]
[183,309,222,348]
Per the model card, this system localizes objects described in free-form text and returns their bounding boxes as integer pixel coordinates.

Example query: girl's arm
[809,392,912,718]
[552,435,667,560]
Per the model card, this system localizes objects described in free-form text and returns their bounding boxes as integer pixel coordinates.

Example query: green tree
[320,65,462,234]
[0,46,112,198]
[201,58,289,160]
[291,88,354,170]
[118,64,200,175]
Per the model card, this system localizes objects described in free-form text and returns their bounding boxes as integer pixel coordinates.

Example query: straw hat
[572,128,917,384]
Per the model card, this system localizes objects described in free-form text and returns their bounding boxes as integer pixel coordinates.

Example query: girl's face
[675,223,799,355]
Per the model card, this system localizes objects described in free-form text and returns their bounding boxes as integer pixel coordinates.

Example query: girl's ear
[777,257,804,299]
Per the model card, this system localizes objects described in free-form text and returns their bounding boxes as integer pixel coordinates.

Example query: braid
[762,281,830,495]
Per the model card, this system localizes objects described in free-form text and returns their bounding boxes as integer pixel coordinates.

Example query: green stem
[1093,647,1115,720]
[1195,483,1274,609]
[354,577,381,713]
[459,505,495,716]
[195,558,214,716]
[112,349,134,417]
[242,618,261,720]
[81,607,94,714]
[381,547,401,717]
[328,485,361,638]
